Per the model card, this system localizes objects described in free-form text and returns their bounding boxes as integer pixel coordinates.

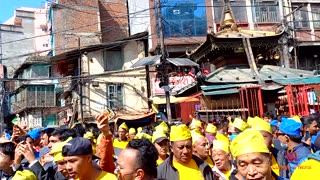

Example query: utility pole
[78,37,84,122]
[280,4,305,68]
[156,0,172,123]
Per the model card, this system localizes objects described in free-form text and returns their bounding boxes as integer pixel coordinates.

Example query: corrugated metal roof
[273,76,320,85]
[201,83,256,91]
[131,55,161,68]
[167,58,199,67]
[202,88,238,96]
[205,64,315,84]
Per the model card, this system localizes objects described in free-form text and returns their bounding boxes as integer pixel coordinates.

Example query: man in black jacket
[157,124,215,180]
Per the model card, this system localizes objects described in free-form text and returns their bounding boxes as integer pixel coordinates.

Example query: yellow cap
[292,115,301,123]
[232,118,249,132]
[189,118,202,129]
[135,132,152,141]
[191,129,205,145]
[230,129,269,158]
[12,170,37,180]
[152,129,168,144]
[251,117,272,134]
[119,122,128,131]
[50,137,73,162]
[83,131,94,139]
[137,127,143,133]
[216,133,229,144]
[129,128,136,134]
[205,123,217,133]
[212,140,230,153]
[170,124,192,142]
[155,121,169,132]
[247,117,255,127]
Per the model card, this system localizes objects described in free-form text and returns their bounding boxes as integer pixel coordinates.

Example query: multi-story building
[9,56,56,128]
[128,0,320,70]
[0,6,51,77]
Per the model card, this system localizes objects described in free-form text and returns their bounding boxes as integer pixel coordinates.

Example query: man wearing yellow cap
[128,128,136,140]
[50,137,73,178]
[152,128,169,165]
[191,130,214,168]
[251,117,280,177]
[113,122,130,156]
[189,118,203,131]
[216,120,229,144]
[230,129,285,180]
[157,124,214,180]
[211,140,235,180]
[228,118,248,142]
[205,123,217,148]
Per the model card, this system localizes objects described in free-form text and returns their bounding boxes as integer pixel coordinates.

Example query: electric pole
[78,37,84,122]
[156,0,172,123]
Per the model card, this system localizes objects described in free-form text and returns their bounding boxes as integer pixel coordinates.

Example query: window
[43,43,48,47]
[107,84,123,110]
[312,4,320,29]
[292,5,309,29]
[104,49,123,71]
[213,0,247,23]
[252,0,279,23]
[31,65,50,78]
[159,0,207,37]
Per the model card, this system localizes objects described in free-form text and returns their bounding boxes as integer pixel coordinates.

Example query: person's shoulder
[96,171,117,180]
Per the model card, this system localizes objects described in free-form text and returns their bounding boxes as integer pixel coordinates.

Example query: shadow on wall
[98,0,129,43]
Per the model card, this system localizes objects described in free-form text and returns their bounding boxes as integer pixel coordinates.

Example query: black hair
[51,128,76,141]
[287,134,302,144]
[126,139,158,178]
[71,124,86,137]
[216,119,229,130]
[301,114,319,127]
[0,142,16,160]
[85,123,101,139]
[41,128,55,137]
[18,135,33,143]
[271,125,278,134]
[262,112,273,119]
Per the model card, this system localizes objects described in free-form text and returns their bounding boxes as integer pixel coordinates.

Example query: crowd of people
[0,111,320,180]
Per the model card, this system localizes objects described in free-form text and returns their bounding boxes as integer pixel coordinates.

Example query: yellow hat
[170,124,192,142]
[292,115,301,123]
[12,170,37,180]
[129,128,136,134]
[119,122,128,131]
[137,127,143,133]
[152,129,168,144]
[50,137,73,162]
[247,117,255,127]
[83,131,94,139]
[216,133,229,144]
[232,118,249,132]
[206,123,217,133]
[135,132,152,141]
[191,129,205,145]
[212,140,229,153]
[189,118,202,129]
[155,121,169,132]
[230,129,269,158]
[251,117,272,134]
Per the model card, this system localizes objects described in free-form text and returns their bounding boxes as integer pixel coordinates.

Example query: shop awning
[131,55,161,68]
[131,55,198,68]
[167,58,199,67]
[151,96,200,104]
[115,112,156,123]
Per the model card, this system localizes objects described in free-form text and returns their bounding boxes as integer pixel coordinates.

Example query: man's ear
[136,169,144,180]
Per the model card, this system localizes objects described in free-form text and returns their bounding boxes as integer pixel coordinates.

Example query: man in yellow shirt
[211,140,235,180]
[62,137,117,180]
[157,124,214,180]
[116,139,158,180]
[113,122,130,157]
[230,129,283,180]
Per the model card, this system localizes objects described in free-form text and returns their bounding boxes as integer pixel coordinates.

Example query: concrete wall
[127,0,151,36]
[34,7,51,55]
[80,40,148,117]
[1,9,35,77]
